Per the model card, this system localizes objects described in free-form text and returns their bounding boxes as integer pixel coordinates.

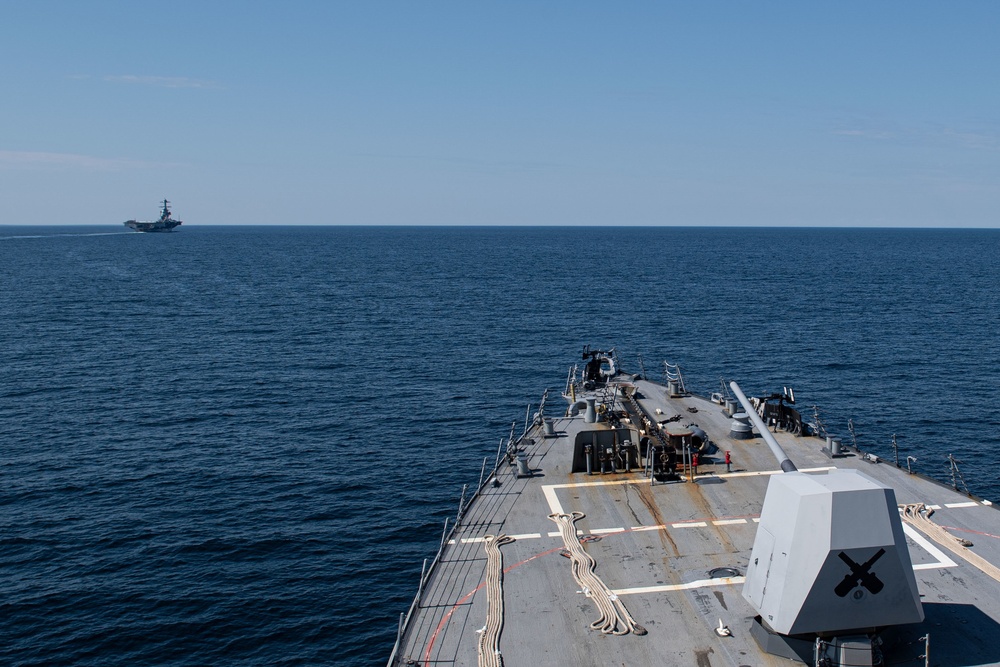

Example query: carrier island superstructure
[388,347,1000,667]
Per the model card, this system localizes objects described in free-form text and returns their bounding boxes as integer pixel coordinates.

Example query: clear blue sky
[2,1,998,226]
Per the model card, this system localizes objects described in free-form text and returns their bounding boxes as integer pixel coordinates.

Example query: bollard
[516,451,531,478]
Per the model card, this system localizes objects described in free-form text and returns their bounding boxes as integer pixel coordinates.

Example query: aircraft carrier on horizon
[388,347,1000,667]
[124,199,182,233]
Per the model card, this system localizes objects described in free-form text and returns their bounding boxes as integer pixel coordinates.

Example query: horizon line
[2,223,998,231]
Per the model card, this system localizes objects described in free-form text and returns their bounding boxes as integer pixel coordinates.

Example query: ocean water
[1,225,998,666]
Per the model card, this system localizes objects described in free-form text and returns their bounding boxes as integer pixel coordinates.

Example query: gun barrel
[730,381,798,473]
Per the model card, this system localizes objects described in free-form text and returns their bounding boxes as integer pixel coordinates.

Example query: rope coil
[901,503,1000,583]
[478,534,515,667]
[548,512,647,636]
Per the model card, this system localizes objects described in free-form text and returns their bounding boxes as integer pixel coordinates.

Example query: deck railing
[385,391,549,666]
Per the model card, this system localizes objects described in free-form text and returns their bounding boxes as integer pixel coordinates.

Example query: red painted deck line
[421,545,564,666]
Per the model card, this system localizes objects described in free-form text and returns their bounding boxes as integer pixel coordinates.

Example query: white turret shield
[743,469,924,636]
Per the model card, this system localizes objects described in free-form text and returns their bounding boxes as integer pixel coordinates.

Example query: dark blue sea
[2,226,998,666]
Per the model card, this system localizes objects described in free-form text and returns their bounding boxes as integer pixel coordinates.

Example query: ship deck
[392,378,1000,667]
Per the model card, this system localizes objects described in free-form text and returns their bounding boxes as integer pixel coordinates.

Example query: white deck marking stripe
[614,550,950,595]
[453,525,959,577]
[542,485,564,515]
[902,523,958,569]
[984,500,994,506]
[453,532,543,544]
[447,520,963,580]
[752,518,761,523]
[927,505,941,510]
[711,466,835,479]
[944,502,978,509]
[539,466,837,514]
[613,576,745,595]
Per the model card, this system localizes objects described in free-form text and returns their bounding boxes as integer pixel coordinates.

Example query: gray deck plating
[393,379,1000,667]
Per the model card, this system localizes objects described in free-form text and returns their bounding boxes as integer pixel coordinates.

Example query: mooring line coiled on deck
[548,512,647,636]
[901,503,1000,583]
[478,534,515,667]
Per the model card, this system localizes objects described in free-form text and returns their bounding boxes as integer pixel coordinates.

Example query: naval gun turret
[731,382,923,666]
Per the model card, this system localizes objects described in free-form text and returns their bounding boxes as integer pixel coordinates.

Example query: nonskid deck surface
[393,379,1000,667]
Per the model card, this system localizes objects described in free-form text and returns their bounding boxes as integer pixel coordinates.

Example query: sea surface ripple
[1,225,998,665]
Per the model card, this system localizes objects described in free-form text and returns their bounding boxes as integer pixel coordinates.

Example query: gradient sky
[2,1,998,226]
